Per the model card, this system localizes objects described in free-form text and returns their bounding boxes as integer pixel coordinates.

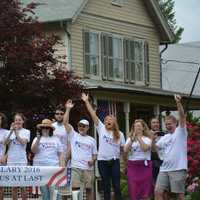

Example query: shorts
[71,168,93,189]
[155,170,187,193]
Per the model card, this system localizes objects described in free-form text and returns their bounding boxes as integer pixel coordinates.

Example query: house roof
[21,0,174,43]
[143,0,174,43]
[21,0,87,23]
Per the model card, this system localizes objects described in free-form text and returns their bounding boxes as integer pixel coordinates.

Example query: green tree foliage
[158,0,184,43]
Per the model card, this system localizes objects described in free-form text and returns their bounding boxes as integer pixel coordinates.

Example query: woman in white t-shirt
[31,119,64,200]
[5,113,30,200]
[81,93,125,200]
[0,112,9,200]
[124,119,153,200]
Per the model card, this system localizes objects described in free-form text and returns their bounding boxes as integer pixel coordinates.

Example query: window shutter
[130,40,135,83]
[144,41,150,85]
[123,39,129,82]
[101,34,108,79]
[108,36,114,80]
[83,30,90,75]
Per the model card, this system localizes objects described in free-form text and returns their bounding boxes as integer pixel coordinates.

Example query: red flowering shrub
[187,116,200,185]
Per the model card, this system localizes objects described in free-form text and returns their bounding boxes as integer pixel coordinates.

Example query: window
[83,30,149,84]
[84,31,99,77]
[124,39,149,84]
[101,34,123,80]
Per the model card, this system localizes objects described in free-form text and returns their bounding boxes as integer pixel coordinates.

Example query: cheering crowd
[0,93,187,200]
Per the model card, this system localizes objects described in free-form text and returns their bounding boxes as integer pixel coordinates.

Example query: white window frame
[107,34,124,82]
[124,38,146,85]
[83,30,148,85]
[134,39,145,85]
[84,30,102,80]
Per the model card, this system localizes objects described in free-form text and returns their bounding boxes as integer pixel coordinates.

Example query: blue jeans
[40,186,62,200]
[98,159,122,200]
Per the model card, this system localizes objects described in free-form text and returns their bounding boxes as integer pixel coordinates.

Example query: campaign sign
[0,166,67,187]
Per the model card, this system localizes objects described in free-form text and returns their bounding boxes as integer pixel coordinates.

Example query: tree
[0,0,83,121]
[158,0,184,43]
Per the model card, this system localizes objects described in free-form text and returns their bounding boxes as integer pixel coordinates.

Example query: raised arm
[15,130,29,145]
[4,122,15,145]
[63,99,74,133]
[81,93,99,126]
[31,132,41,154]
[137,136,151,152]
[174,94,186,128]
[124,138,133,153]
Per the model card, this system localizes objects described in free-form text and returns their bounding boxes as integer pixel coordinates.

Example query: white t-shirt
[6,128,30,165]
[156,126,188,172]
[96,120,125,160]
[52,122,68,152]
[32,135,63,166]
[126,137,152,161]
[0,129,9,157]
[69,127,97,170]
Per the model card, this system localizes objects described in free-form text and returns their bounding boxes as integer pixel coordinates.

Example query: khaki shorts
[155,170,187,193]
[71,168,94,189]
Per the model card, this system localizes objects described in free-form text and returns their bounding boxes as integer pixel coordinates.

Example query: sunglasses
[78,124,87,128]
[42,127,51,130]
[55,112,64,116]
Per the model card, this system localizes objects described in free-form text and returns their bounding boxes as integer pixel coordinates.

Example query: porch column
[124,102,130,136]
[153,104,160,117]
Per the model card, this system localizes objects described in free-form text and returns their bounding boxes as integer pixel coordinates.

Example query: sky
[174,0,200,43]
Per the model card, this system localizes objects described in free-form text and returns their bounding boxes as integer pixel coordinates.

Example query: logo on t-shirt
[40,143,57,149]
[12,139,21,145]
[75,141,92,151]
[103,135,119,148]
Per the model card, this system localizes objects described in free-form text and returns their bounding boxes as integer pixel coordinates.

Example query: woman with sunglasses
[5,113,30,200]
[124,119,153,200]
[0,112,9,200]
[31,119,65,200]
[81,93,125,200]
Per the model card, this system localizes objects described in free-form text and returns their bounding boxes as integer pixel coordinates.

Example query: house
[20,0,200,198]
[27,0,200,124]
[21,0,200,135]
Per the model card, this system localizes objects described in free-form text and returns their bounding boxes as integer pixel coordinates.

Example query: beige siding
[70,11,161,88]
[44,24,69,68]
[84,0,155,28]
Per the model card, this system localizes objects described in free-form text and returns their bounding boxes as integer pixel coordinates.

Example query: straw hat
[37,119,55,130]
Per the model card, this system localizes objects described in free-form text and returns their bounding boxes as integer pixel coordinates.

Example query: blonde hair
[105,115,120,142]
[129,119,151,141]
[164,115,177,123]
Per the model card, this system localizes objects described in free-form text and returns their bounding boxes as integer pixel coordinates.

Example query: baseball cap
[78,119,89,126]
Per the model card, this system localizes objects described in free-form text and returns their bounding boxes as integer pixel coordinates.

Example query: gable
[83,0,155,28]
[21,0,174,43]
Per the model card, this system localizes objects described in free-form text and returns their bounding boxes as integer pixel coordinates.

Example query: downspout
[60,21,72,69]
[160,44,168,89]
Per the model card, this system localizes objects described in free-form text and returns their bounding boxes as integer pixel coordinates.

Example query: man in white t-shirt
[63,99,97,200]
[52,105,70,163]
[154,95,187,200]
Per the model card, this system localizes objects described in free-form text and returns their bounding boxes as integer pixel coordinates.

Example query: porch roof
[83,79,200,110]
